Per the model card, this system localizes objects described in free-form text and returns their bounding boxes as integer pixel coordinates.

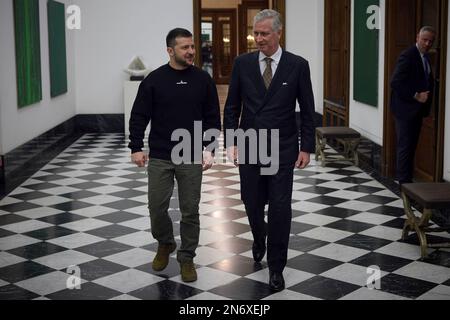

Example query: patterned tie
[263,57,273,89]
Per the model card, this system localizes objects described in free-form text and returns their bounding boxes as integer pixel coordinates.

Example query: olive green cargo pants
[147,158,202,263]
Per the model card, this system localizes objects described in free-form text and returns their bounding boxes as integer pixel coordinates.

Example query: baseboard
[0,114,124,199]
[75,114,124,133]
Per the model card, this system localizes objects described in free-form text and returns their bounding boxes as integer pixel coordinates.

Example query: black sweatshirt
[128,64,221,161]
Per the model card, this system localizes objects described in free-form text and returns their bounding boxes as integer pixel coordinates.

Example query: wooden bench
[401,183,450,259]
[315,127,361,167]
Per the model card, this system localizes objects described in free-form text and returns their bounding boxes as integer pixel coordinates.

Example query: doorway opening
[383,0,448,182]
[193,0,286,85]
[201,9,237,84]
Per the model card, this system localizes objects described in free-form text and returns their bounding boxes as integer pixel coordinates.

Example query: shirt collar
[259,46,283,65]
[416,44,425,58]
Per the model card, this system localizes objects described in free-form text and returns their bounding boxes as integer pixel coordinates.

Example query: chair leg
[401,192,433,259]
[416,226,429,260]
[316,134,327,167]
[348,138,360,166]
[417,209,433,259]
[402,220,412,240]
[315,134,320,161]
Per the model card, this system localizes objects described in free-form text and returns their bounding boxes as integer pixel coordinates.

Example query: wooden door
[239,0,269,54]
[201,10,237,84]
[383,0,447,181]
[323,0,350,127]
[414,0,446,181]
[383,0,418,178]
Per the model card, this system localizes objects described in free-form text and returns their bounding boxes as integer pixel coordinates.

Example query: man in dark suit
[223,9,315,292]
[390,26,436,185]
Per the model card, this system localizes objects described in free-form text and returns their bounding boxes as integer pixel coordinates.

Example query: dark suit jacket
[390,45,434,120]
[223,50,316,166]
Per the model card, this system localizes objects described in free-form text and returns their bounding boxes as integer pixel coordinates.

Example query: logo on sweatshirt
[177,81,188,85]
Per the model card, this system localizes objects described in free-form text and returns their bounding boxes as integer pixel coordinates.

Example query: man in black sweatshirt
[128,28,221,283]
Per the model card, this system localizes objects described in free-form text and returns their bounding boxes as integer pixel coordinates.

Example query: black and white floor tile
[0,133,449,300]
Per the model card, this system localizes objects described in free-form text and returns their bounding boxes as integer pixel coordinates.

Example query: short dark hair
[166,28,193,48]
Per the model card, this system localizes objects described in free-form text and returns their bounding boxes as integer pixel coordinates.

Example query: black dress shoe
[269,271,285,292]
[252,242,266,262]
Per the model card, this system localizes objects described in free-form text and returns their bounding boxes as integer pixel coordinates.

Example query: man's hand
[131,152,149,167]
[415,91,430,103]
[226,146,238,167]
[202,151,215,172]
[295,152,310,169]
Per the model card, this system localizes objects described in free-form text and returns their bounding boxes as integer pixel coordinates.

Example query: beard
[174,54,194,68]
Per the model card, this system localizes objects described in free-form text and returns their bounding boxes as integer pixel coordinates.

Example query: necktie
[263,57,273,89]
[423,55,430,87]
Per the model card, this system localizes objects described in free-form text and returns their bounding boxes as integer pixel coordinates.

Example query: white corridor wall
[74,0,193,115]
[0,0,77,153]
[286,0,324,115]
[349,0,385,146]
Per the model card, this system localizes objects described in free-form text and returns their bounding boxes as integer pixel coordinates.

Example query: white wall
[286,0,324,114]
[348,0,385,146]
[444,2,450,182]
[286,0,385,144]
[74,0,193,114]
[0,0,77,154]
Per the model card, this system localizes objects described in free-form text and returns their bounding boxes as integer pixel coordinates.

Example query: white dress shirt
[259,46,283,77]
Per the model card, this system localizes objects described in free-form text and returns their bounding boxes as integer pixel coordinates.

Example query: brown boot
[180,261,197,282]
[152,243,176,271]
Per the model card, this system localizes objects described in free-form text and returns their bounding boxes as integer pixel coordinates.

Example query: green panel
[13,0,42,108]
[48,0,67,97]
[353,0,379,107]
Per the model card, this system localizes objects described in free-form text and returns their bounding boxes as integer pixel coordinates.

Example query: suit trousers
[239,164,295,273]
[394,115,423,184]
[147,158,203,263]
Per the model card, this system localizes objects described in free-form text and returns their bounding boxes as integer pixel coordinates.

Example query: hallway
[217,84,229,122]
[0,133,449,300]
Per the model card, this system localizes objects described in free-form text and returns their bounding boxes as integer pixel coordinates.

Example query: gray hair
[420,26,437,35]
[254,9,283,32]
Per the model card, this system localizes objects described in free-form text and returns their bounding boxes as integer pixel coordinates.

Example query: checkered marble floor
[0,133,449,300]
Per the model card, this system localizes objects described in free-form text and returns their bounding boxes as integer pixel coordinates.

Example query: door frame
[382,0,448,181]
[323,0,351,127]
[193,0,286,67]
[200,9,237,84]
[436,0,448,181]
[239,0,269,54]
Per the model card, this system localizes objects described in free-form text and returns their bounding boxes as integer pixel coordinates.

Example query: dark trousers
[239,164,294,273]
[394,115,423,184]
